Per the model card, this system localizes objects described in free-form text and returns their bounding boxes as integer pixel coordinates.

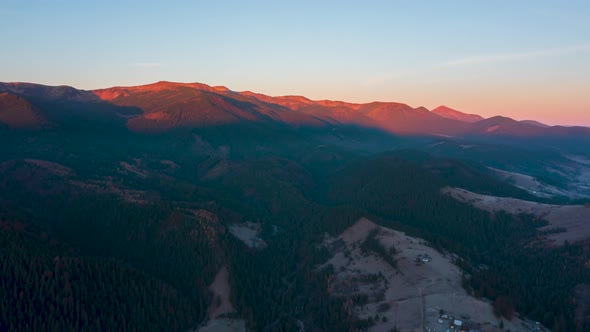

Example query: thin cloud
[132,62,162,68]
[444,44,590,66]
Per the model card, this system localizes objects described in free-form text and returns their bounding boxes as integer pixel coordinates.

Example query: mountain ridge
[432,105,485,123]
[1,80,589,138]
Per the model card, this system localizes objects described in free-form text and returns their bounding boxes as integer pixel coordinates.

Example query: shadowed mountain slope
[0,92,47,129]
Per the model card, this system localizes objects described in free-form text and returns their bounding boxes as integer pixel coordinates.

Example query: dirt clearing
[228,222,266,249]
[207,266,235,319]
[196,266,247,332]
[488,167,565,198]
[197,318,246,332]
[322,218,537,332]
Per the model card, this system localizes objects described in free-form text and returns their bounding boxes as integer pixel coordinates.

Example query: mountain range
[1,81,587,138]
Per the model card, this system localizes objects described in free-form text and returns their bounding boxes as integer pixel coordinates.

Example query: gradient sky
[1,1,589,125]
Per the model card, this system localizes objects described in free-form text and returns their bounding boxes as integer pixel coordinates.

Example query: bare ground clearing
[228,222,266,249]
[488,165,590,199]
[197,318,246,332]
[443,187,590,244]
[322,218,536,332]
[488,167,566,198]
[196,266,247,332]
[207,266,234,319]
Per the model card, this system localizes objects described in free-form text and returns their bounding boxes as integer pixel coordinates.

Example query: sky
[1,1,589,126]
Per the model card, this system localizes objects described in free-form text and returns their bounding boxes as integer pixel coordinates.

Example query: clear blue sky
[1,1,589,125]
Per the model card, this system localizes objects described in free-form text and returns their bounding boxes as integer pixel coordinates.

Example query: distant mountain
[466,116,543,136]
[464,116,590,139]
[241,92,468,134]
[1,80,589,138]
[351,102,469,135]
[93,81,328,131]
[92,82,470,134]
[239,91,373,126]
[520,120,550,128]
[431,105,484,123]
[0,82,98,102]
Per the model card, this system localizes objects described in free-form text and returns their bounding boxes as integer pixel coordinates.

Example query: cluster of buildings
[431,311,479,332]
[417,254,432,263]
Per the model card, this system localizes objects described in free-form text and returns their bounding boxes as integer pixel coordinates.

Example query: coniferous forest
[1,100,590,331]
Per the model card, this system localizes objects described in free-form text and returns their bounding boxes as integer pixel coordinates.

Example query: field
[228,222,267,249]
[443,187,590,244]
[321,218,539,332]
[488,163,590,200]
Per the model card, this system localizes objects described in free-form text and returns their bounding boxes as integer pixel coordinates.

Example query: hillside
[0,92,46,129]
[93,82,328,131]
[321,218,541,332]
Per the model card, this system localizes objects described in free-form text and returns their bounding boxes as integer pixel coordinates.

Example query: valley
[1,81,589,331]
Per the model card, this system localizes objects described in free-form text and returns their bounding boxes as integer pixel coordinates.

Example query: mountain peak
[485,115,516,123]
[0,82,98,102]
[213,86,231,92]
[432,105,484,123]
[92,81,227,100]
[129,81,214,92]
